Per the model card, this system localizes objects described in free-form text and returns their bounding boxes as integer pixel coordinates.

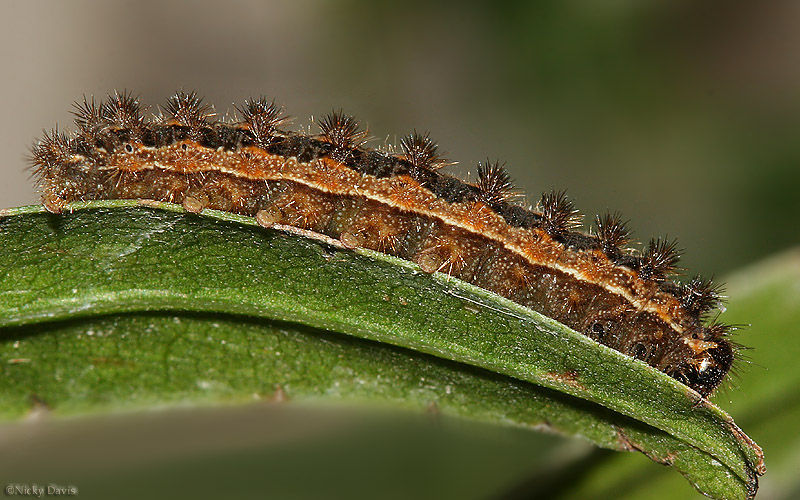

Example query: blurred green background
[1,1,798,498]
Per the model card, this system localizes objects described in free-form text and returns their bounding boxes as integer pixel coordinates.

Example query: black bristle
[71,96,104,140]
[164,90,214,129]
[101,90,144,130]
[680,275,725,317]
[640,237,681,280]
[594,212,630,256]
[705,321,737,339]
[236,97,284,146]
[538,190,581,237]
[30,128,74,176]
[400,131,443,171]
[318,110,366,150]
[476,160,517,205]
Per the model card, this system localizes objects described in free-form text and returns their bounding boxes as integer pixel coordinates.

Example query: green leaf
[0,201,763,498]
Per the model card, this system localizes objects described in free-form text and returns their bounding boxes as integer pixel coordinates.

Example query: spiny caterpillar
[29,90,739,397]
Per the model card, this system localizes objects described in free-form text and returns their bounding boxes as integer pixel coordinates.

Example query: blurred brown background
[2,0,798,275]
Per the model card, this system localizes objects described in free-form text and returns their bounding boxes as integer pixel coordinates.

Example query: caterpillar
[29,90,739,397]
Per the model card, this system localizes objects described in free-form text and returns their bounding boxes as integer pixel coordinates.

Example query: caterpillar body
[30,90,739,397]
